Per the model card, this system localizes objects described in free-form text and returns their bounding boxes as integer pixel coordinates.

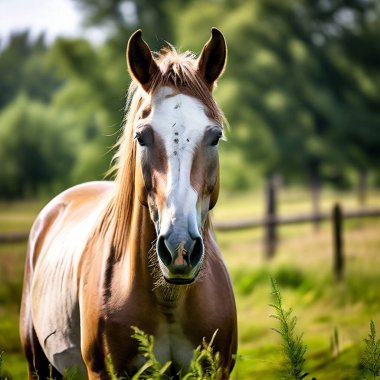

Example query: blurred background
[0,0,379,378]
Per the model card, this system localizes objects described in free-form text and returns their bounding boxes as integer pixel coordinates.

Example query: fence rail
[1,204,380,280]
[0,231,29,243]
[214,207,380,231]
[1,207,379,243]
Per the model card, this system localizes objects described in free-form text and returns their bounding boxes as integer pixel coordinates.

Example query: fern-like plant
[361,320,380,379]
[131,326,172,380]
[132,327,223,380]
[269,276,309,380]
[182,330,222,380]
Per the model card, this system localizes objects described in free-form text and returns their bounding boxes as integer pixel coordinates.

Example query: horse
[20,28,237,379]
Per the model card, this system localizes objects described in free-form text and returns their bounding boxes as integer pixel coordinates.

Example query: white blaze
[147,86,213,235]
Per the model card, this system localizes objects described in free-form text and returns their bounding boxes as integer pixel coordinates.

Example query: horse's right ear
[127,30,159,92]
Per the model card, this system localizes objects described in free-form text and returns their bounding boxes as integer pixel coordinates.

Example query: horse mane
[98,47,225,259]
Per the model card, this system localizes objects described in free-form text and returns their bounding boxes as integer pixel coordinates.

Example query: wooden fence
[214,204,380,280]
[0,231,29,243]
[214,207,380,231]
[1,204,380,280]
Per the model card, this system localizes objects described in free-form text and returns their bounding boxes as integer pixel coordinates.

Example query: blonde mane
[99,47,225,258]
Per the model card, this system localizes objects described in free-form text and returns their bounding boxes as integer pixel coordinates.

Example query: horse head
[127,29,227,284]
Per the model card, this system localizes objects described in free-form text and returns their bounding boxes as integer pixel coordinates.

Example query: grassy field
[0,187,380,379]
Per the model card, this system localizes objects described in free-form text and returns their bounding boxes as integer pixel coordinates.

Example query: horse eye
[210,130,223,146]
[134,131,146,146]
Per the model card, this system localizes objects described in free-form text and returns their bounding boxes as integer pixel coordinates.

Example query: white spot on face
[146,87,214,235]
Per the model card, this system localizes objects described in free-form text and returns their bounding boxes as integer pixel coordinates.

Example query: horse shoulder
[26,181,114,374]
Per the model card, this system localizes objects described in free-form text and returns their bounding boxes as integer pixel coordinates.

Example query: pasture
[0,188,380,379]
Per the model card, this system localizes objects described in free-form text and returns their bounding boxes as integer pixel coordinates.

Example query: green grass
[1,189,380,378]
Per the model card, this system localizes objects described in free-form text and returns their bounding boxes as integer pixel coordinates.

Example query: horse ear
[127,30,159,91]
[197,28,227,90]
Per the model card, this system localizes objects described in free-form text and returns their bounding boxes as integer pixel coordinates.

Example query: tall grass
[0,350,11,380]
[103,327,222,380]
[361,320,380,379]
[269,277,310,380]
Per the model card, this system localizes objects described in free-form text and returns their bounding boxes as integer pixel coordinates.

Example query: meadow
[0,187,379,379]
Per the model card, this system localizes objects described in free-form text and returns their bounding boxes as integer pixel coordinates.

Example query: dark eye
[210,130,223,146]
[134,131,146,146]
[134,126,154,147]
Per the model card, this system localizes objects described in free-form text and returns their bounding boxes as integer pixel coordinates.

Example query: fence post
[264,176,277,259]
[332,203,344,281]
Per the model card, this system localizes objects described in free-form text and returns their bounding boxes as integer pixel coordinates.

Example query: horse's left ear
[127,30,159,92]
[197,28,227,90]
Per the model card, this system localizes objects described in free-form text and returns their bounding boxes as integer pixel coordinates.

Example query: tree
[0,95,76,198]
[0,31,62,107]
[174,0,380,196]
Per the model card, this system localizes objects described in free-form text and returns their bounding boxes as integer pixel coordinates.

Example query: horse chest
[154,317,194,373]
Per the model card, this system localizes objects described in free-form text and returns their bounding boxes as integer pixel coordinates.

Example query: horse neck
[123,194,156,288]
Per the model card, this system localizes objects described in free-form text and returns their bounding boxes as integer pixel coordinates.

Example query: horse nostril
[189,237,203,268]
[157,234,204,270]
[157,236,172,266]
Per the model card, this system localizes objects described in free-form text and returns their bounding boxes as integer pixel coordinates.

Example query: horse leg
[20,322,63,380]
[20,282,63,380]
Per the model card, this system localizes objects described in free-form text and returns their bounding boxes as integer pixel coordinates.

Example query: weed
[330,327,340,358]
[0,350,12,380]
[269,277,310,380]
[182,330,222,380]
[361,320,380,379]
[130,326,171,379]
[104,327,222,379]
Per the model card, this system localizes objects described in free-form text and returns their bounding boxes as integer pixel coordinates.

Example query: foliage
[361,320,380,379]
[71,0,175,50]
[102,326,222,379]
[0,32,61,108]
[130,326,172,379]
[270,277,309,380]
[0,94,76,198]
[182,330,222,380]
[1,1,380,197]
[175,0,380,188]
[0,350,11,380]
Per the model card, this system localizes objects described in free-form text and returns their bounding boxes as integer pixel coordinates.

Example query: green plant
[269,277,310,380]
[182,330,222,380]
[0,351,3,377]
[130,327,222,380]
[0,350,12,380]
[130,326,172,380]
[47,364,57,380]
[361,320,380,379]
[330,327,340,358]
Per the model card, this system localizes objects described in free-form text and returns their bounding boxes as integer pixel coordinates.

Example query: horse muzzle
[156,232,204,285]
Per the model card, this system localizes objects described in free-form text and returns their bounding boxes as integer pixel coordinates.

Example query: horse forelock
[98,47,224,260]
[151,47,224,124]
